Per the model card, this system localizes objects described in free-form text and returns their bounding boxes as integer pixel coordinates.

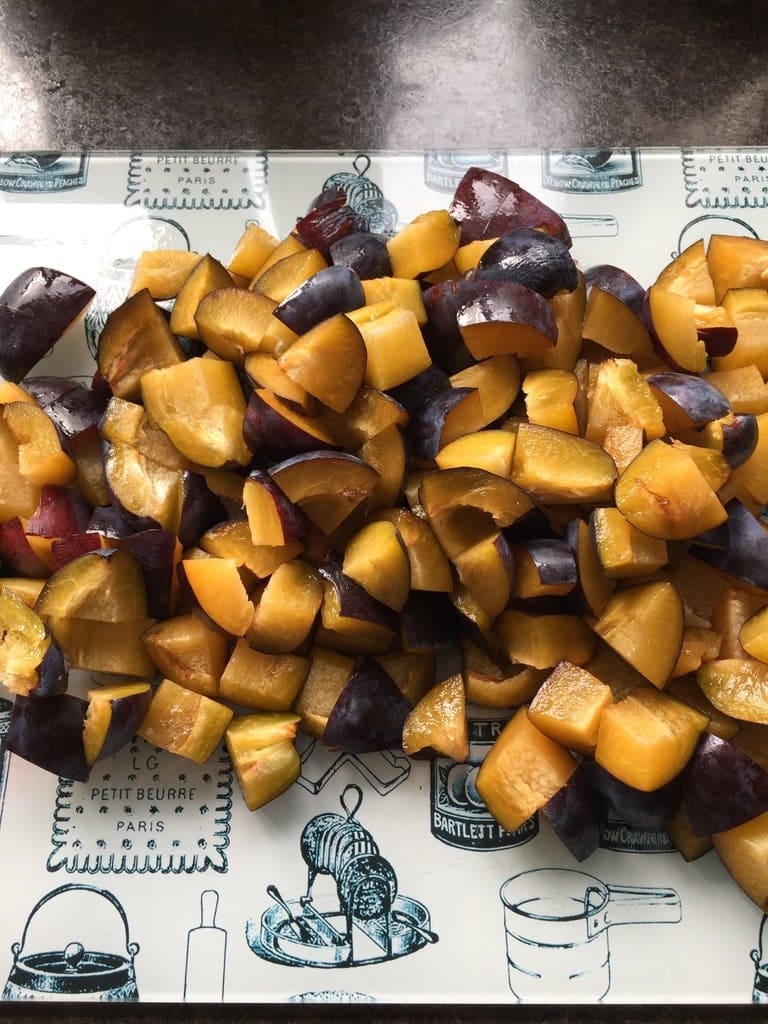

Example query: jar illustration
[500,868,681,1002]
[430,707,538,851]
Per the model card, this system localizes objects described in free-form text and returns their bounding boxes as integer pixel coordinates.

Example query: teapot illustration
[3,884,139,1001]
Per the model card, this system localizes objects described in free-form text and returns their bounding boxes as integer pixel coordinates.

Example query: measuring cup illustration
[500,868,681,1001]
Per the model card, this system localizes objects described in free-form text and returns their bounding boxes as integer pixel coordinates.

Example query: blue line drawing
[246,784,437,967]
[183,889,227,1001]
[597,812,676,854]
[672,213,759,260]
[682,149,768,209]
[125,152,268,211]
[500,867,681,1002]
[288,990,376,1002]
[295,733,410,796]
[423,151,507,193]
[0,153,89,194]
[83,215,191,358]
[2,884,139,1001]
[561,214,619,239]
[751,913,768,1002]
[0,698,14,828]
[320,155,398,236]
[542,149,642,194]
[48,742,232,875]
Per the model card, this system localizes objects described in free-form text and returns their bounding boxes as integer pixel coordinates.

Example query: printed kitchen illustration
[0,148,768,1005]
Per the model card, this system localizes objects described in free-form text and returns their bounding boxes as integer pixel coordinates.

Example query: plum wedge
[0,267,95,382]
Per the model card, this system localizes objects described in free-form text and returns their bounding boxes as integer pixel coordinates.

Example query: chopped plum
[0,267,95,382]
[7,693,90,781]
[475,228,578,298]
[449,166,571,246]
[323,657,412,753]
[273,265,365,334]
[330,231,392,279]
[683,732,768,836]
[542,763,601,862]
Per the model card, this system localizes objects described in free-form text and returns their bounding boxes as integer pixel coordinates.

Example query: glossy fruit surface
[7,164,768,921]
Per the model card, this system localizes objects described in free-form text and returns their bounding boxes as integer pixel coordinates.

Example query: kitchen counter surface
[2,0,768,152]
[1,1,767,1022]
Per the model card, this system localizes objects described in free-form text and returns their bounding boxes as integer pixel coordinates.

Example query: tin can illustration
[424,151,507,193]
[430,707,538,851]
[0,152,89,194]
[3,884,139,1001]
[542,149,642,194]
[598,813,676,855]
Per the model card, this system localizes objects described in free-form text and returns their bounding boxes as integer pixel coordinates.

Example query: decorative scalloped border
[47,749,232,875]
[124,151,268,211]
[682,148,768,209]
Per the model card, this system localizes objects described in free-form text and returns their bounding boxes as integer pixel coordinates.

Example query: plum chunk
[475,228,578,298]
[323,657,412,753]
[0,267,95,382]
[477,706,577,833]
[225,712,301,811]
[83,682,153,763]
[273,265,365,334]
[683,732,768,836]
[449,167,571,246]
[401,673,469,761]
[330,231,392,279]
[7,693,90,781]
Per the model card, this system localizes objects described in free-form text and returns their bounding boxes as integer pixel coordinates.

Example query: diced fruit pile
[4,169,768,910]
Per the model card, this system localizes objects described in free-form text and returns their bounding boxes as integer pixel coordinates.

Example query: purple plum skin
[273,265,365,334]
[647,371,731,427]
[318,559,398,633]
[7,693,90,781]
[475,228,578,298]
[330,232,392,279]
[584,264,648,323]
[411,387,474,462]
[23,375,108,439]
[721,413,758,469]
[422,279,493,374]
[0,268,95,382]
[683,732,768,836]
[293,199,364,257]
[26,485,92,539]
[247,468,309,545]
[582,760,682,829]
[0,518,53,577]
[449,167,571,246]
[542,764,601,862]
[516,537,577,588]
[243,390,340,461]
[456,280,558,345]
[323,657,412,753]
[692,498,768,591]
[119,528,179,620]
[98,689,154,760]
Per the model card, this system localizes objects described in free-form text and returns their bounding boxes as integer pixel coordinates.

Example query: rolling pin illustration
[183,890,227,1001]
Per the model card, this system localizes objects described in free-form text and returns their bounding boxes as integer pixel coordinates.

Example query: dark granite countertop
[2,0,768,152]
[0,1,767,1021]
